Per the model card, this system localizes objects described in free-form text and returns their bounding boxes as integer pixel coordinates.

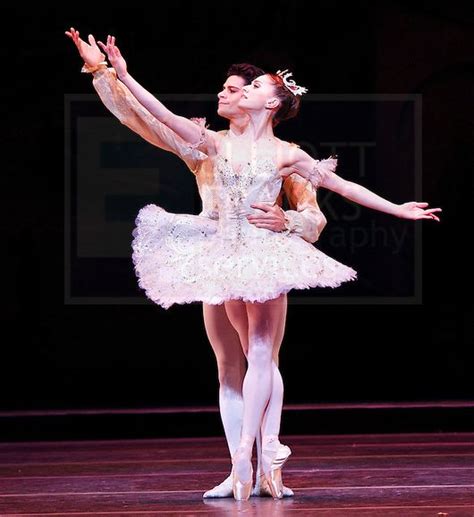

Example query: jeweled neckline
[216,153,276,173]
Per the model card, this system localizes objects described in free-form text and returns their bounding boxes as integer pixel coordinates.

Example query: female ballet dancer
[66,28,328,497]
[95,34,441,500]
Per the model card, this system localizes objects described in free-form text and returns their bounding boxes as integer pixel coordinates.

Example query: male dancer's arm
[65,28,203,171]
[90,67,203,172]
[248,175,326,244]
[281,174,327,243]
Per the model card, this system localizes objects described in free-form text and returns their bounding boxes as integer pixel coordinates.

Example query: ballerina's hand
[398,202,442,222]
[65,27,105,67]
[97,35,127,79]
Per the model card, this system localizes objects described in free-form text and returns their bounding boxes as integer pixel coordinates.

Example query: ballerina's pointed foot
[261,435,292,499]
[202,472,233,498]
[252,473,294,497]
[232,435,254,501]
[232,466,253,501]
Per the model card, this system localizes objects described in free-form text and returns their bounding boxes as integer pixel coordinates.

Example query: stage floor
[1,432,473,515]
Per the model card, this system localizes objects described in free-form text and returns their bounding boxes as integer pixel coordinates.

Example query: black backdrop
[2,3,473,415]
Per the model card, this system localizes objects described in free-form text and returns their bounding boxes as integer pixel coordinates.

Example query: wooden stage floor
[0,432,473,515]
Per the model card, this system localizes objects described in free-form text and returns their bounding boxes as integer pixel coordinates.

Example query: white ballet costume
[131,138,356,308]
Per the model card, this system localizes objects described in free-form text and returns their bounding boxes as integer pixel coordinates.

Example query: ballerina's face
[217,75,248,119]
[238,74,279,112]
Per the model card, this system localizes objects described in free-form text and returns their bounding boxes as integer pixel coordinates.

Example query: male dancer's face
[217,75,248,121]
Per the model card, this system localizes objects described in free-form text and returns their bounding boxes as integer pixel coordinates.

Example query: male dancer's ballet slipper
[202,471,233,498]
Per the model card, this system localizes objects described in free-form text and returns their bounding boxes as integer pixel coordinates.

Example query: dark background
[2,3,473,434]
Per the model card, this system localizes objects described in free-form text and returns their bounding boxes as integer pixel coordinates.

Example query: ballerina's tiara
[276,69,308,96]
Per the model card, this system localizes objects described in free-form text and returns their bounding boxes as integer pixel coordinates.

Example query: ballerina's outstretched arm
[280,146,442,222]
[97,35,219,154]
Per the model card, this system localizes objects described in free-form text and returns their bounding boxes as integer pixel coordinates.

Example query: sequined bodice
[213,147,282,238]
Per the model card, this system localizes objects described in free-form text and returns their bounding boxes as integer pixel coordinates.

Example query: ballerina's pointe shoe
[252,473,295,497]
[202,472,233,498]
[232,465,253,501]
[232,436,254,501]
[261,436,292,499]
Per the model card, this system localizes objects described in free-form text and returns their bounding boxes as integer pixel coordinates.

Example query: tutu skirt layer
[131,205,357,308]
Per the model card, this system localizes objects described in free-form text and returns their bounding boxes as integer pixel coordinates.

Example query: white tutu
[131,204,357,308]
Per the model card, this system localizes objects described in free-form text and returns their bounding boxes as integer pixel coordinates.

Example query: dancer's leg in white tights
[203,303,246,464]
[203,297,290,496]
[202,303,246,497]
[248,296,287,491]
[225,295,286,484]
